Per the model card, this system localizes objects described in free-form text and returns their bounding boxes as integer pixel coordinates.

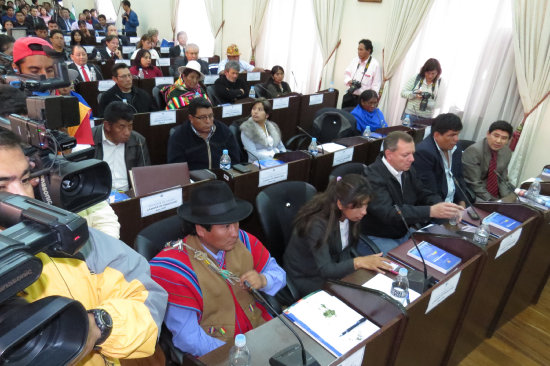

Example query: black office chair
[152,84,171,110]
[228,117,248,163]
[459,139,476,151]
[256,181,317,306]
[329,162,368,180]
[134,215,185,261]
[311,108,357,143]
[206,85,222,106]
[254,83,269,99]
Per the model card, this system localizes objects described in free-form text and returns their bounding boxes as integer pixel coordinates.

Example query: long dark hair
[133,49,151,69]
[294,174,372,247]
[418,58,442,81]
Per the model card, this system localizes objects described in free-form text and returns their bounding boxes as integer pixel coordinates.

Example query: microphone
[494,170,520,201]
[243,281,319,366]
[296,126,324,154]
[138,139,147,167]
[244,149,263,170]
[393,205,433,293]
[291,71,298,91]
[451,174,480,221]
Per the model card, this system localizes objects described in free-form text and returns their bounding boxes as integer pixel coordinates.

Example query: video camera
[0,192,89,364]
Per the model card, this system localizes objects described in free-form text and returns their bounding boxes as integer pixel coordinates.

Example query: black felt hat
[177,180,252,225]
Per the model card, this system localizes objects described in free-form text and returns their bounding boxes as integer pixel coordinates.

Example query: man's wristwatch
[87,309,113,346]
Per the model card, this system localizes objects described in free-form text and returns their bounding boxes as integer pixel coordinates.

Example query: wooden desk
[297,90,339,132]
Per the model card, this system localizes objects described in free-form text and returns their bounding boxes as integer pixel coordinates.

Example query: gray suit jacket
[462,138,512,201]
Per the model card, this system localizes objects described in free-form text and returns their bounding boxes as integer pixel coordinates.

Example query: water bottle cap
[223,149,228,154]
[405,115,410,118]
[251,86,255,89]
[312,137,317,142]
[235,334,246,347]
[398,268,408,276]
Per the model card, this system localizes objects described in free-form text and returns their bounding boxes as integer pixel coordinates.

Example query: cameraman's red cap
[12,37,53,64]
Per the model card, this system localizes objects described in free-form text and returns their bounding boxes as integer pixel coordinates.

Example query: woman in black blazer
[283,174,392,297]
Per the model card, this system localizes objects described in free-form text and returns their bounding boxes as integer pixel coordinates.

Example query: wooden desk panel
[297,90,339,132]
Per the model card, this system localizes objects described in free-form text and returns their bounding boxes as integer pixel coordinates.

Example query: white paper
[122,45,136,54]
[495,227,523,259]
[425,271,461,314]
[204,74,219,85]
[272,97,290,110]
[157,58,171,67]
[258,164,288,187]
[333,347,365,366]
[83,45,94,54]
[246,72,261,81]
[97,80,116,91]
[333,147,354,167]
[362,273,421,304]
[150,110,176,126]
[115,59,131,66]
[222,104,243,118]
[320,142,346,153]
[140,187,183,218]
[64,36,71,43]
[309,94,324,105]
[95,36,105,43]
[155,76,175,86]
[130,36,140,44]
[160,46,170,54]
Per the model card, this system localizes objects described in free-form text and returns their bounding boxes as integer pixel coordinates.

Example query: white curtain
[312,0,344,90]
[508,0,550,183]
[204,0,224,57]
[249,0,269,63]
[378,0,434,109]
[171,0,181,41]
[176,0,215,57]
[95,0,117,23]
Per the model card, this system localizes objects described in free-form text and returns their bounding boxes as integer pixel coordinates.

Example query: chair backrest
[311,108,357,143]
[255,181,317,264]
[254,83,269,99]
[229,117,248,162]
[134,215,185,261]
[152,84,170,110]
[459,139,476,151]
[206,85,221,106]
[329,162,368,180]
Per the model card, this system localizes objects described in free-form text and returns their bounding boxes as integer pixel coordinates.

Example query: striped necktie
[486,150,499,197]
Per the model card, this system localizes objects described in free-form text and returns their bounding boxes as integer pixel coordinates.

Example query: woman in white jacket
[401,58,442,122]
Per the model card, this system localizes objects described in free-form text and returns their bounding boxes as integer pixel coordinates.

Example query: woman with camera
[342,39,382,108]
[400,58,442,123]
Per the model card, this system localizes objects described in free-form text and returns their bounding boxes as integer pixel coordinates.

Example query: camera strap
[353,56,372,85]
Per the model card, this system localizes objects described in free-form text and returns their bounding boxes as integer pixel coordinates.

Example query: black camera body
[419,91,433,111]
[347,80,362,94]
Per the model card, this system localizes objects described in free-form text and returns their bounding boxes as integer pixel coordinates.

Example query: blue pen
[340,317,367,336]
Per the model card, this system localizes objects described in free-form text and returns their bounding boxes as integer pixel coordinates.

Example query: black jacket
[98,84,156,117]
[166,120,240,170]
[169,57,210,77]
[169,45,185,58]
[413,136,467,204]
[68,62,104,83]
[362,155,441,238]
[213,75,249,104]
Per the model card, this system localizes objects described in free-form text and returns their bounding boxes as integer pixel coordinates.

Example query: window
[95,0,118,23]
[176,0,215,57]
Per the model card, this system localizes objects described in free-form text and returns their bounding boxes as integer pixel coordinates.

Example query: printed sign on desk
[222,104,243,118]
[333,147,354,167]
[157,58,171,67]
[495,227,523,259]
[140,187,183,217]
[122,45,136,54]
[258,164,288,187]
[204,74,219,85]
[83,46,95,54]
[272,97,290,110]
[155,76,175,86]
[309,94,324,105]
[425,271,461,314]
[150,110,176,126]
[246,72,261,81]
[98,80,116,91]
[115,59,131,66]
[160,46,170,54]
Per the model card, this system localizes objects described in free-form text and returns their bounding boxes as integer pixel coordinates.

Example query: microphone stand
[494,170,521,202]
[296,126,324,155]
[451,175,480,221]
[244,149,262,170]
[243,281,319,366]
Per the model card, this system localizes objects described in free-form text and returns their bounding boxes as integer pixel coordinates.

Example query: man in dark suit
[68,45,104,82]
[25,6,45,31]
[413,113,467,206]
[95,35,123,60]
[101,25,130,46]
[168,30,187,58]
[360,131,463,254]
[56,7,73,33]
[169,43,210,76]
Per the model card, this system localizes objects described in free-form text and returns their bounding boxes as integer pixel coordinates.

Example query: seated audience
[25,6,45,30]
[167,98,240,169]
[0,35,14,69]
[217,43,262,73]
[3,20,14,36]
[146,28,160,47]
[94,14,108,34]
[462,121,514,201]
[33,22,48,40]
[92,101,151,192]
[96,34,123,60]
[2,6,16,26]
[284,174,392,297]
[361,131,463,254]
[47,19,58,33]
[77,19,96,44]
[38,6,51,23]
[13,10,27,28]
[413,113,467,206]
[169,42,209,76]
[98,63,156,116]
[150,180,285,356]
[401,58,442,123]
[130,34,159,60]
[351,89,387,133]
[163,60,208,109]
[70,13,93,31]
[69,29,83,46]
[263,65,291,98]
[129,48,162,78]
[213,60,250,104]
[240,98,286,162]
[68,45,103,82]
[48,29,69,60]
[169,30,187,57]
[56,7,73,33]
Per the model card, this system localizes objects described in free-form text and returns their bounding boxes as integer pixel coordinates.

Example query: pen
[340,317,367,336]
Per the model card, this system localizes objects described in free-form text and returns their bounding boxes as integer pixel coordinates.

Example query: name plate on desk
[150,110,176,126]
[204,74,219,85]
[122,45,136,54]
[222,104,242,118]
[155,76,174,86]
[130,36,140,44]
[258,164,288,187]
[83,45,95,54]
[157,57,171,67]
[495,227,522,259]
[332,147,354,166]
[272,96,290,110]
[96,36,105,43]
[246,72,261,81]
[98,80,116,91]
[115,59,131,66]
[140,187,182,217]
[426,271,461,314]
[160,46,170,54]
[309,94,324,105]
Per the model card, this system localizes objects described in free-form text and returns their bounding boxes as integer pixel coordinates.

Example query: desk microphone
[393,205,433,292]
[450,174,480,220]
[291,71,298,91]
[296,126,324,154]
[494,170,521,201]
[243,281,319,366]
[244,149,263,170]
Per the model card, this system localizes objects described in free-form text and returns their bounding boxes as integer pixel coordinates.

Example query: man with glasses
[96,34,123,60]
[167,98,240,169]
[48,29,68,61]
[68,45,103,82]
[98,63,155,117]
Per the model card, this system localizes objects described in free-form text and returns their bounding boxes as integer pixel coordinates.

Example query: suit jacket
[96,47,122,61]
[25,16,46,30]
[169,45,185,58]
[462,139,513,201]
[413,136,467,204]
[362,155,441,238]
[57,17,73,32]
[100,35,130,47]
[68,62,104,83]
[169,57,210,76]
[98,84,156,117]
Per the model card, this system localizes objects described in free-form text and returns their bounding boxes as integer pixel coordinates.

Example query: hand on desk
[240,270,267,291]
[430,202,464,219]
[353,253,393,273]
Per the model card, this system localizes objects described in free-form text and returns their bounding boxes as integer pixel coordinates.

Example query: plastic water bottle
[308,137,319,156]
[220,149,231,170]
[328,82,334,92]
[138,67,144,79]
[473,223,490,247]
[229,334,250,366]
[402,114,411,127]
[526,179,541,200]
[95,51,101,61]
[249,86,256,98]
[362,125,371,138]
[390,268,409,306]
[90,67,97,81]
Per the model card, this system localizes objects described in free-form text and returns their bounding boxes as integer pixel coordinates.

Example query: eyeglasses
[193,114,214,121]
[116,74,133,79]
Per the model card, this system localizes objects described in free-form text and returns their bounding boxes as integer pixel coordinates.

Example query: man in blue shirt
[121,0,139,37]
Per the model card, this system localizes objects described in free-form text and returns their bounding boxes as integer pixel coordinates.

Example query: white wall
[63,0,95,14]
